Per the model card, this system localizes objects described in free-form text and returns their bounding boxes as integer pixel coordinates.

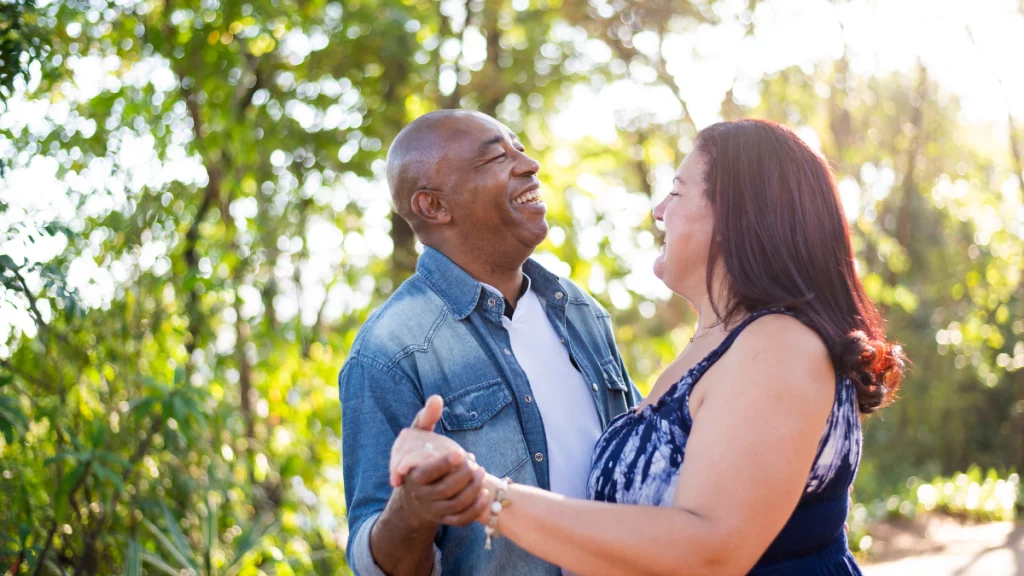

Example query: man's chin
[521,221,549,251]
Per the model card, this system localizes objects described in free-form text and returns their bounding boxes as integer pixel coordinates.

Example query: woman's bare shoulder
[718,312,835,405]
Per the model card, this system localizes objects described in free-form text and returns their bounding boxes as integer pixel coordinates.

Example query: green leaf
[44,559,69,576]
[140,516,195,572]
[0,396,28,428]
[54,462,88,525]
[67,432,86,452]
[204,490,217,572]
[96,451,131,468]
[0,254,17,272]
[44,450,81,466]
[224,514,278,576]
[128,397,158,422]
[140,551,182,576]
[92,463,126,492]
[18,480,31,545]
[125,536,141,576]
[0,418,13,444]
[159,500,196,564]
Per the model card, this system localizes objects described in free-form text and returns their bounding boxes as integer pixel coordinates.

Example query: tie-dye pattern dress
[587,309,864,575]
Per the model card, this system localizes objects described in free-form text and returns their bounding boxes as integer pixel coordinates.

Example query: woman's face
[652,149,716,298]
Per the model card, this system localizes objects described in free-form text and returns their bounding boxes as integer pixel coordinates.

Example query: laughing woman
[391,119,904,575]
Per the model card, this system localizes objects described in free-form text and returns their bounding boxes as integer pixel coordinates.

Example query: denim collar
[417,246,568,321]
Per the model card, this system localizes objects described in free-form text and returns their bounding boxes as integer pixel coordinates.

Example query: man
[340,109,640,576]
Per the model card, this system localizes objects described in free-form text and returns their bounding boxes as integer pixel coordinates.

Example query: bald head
[385,110,490,231]
[383,109,546,263]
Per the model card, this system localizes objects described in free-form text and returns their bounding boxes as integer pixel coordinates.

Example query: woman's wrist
[477,473,505,523]
[480,474,514,550]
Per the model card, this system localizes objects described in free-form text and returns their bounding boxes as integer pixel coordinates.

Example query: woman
[390,119,904,575]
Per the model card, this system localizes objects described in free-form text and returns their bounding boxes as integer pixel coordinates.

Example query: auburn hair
[694,119,904,414]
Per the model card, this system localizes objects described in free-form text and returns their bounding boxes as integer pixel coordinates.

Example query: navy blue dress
[587,309,863,574]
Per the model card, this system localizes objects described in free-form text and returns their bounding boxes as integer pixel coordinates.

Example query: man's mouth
[511,187,543,205]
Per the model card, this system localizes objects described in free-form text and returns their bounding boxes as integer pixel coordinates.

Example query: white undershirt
[483,278,604,503]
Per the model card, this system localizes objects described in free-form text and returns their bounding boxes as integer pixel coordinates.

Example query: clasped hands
[389,395,502,527]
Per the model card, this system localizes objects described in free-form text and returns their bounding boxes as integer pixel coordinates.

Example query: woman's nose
[652,197,667,222]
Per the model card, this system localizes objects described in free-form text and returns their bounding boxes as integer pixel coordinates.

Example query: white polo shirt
[482,276,604,502]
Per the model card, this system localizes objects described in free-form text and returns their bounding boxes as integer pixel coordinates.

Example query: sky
[553,0,1024,142]
[2,0,1024,352]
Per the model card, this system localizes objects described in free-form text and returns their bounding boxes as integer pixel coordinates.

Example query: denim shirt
[340,247,640,576]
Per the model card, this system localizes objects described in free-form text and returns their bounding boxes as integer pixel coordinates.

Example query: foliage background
[1,0,1023,573]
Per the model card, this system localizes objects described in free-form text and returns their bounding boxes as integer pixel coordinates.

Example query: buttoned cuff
[350,513,443,576]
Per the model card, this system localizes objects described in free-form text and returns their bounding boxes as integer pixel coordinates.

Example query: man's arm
[341,356,485,576]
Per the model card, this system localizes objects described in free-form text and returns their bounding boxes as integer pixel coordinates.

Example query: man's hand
[388,395,490,526]
[395,450,491,527]
[369,396,491,576]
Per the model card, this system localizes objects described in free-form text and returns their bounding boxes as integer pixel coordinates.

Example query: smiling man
[339,110,640,576]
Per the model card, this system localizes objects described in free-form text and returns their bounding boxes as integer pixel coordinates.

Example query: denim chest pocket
[440,379,531,479]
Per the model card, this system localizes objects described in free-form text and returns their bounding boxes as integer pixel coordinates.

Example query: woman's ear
[410,189,452,225]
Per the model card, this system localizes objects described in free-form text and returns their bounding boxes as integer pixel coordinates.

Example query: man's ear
[410,189,452,225]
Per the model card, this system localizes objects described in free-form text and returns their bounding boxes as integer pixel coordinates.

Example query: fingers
[408,449,466,485]
[390,450,439,488]
[428,458,477,500]
[424,464,487,525]
[437,466,485,512]
[411,395,444,431]
[398,457,491,528]
[440,484,491,527]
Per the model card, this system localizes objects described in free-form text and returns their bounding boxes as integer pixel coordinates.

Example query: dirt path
[862,516,1024,576]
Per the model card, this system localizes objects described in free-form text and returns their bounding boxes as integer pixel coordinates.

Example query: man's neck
[433,244,528,307]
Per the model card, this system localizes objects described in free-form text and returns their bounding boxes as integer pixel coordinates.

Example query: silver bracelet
[484,477,512,550]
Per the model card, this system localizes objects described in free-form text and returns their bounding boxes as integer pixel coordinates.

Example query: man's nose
[513,150,540,176]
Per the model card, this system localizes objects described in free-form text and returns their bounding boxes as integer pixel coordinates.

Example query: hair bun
[835,330,905,413]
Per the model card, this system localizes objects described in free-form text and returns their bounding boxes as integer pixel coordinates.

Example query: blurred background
[1,0,1024,574]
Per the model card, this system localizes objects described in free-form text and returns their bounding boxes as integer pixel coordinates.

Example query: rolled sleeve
[349,512,443,576]
[592,299,643,407]
[341,355,443,575]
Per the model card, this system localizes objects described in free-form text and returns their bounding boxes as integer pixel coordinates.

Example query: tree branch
[10,264,46,335]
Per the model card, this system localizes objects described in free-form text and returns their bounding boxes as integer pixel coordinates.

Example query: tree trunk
[1008,109,1024,474]
[478,0,503,118]
[883,61,927,293]
[390,212,417,284]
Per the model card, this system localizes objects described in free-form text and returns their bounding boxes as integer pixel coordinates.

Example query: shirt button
[487,298,496,306]
[504,349,511,355]
[555,291,563,299]
[469,411,478,420]
[560,338,565,344]
[534,452,544,462]
[592,383,599,392]
[525,394,532,403]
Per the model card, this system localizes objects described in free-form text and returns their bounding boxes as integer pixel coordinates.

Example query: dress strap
[689,308,793,381]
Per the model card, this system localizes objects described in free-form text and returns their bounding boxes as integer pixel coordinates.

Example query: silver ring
[423,442,434,452]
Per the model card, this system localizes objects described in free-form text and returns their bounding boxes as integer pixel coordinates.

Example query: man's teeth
[513,191,542,204]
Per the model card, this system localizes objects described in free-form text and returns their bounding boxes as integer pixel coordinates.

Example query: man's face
[440,113,548,258]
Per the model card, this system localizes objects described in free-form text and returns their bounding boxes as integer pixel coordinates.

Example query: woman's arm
[478,315,837,576]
